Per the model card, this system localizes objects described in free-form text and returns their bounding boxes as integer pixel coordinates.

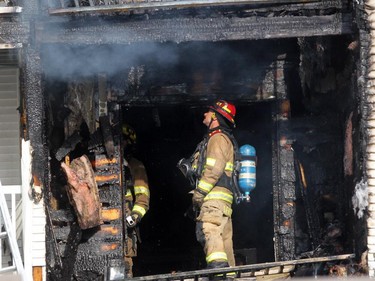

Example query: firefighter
[122,123,150,278]
[191,100,237,272]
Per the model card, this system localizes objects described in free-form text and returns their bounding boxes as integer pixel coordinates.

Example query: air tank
[239,144,256,201]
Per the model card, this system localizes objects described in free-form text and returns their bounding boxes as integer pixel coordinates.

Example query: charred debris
[4,0,371,279]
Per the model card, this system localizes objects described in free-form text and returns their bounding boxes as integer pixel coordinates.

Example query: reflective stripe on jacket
[125,157,150,218]
[195,132,234,204]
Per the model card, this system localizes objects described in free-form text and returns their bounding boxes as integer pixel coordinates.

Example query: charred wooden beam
[54,224,122,242]
[101,208,121,221]
[55,130,83,161]
[272,60,297,261]
[49,209,76,223]
[95,173,120,186]
[91,155,119,169]
[37,13,354,44]
[48,0,319,15]
[128,254,355,281]
[0,22,29,45]
[117,95,275,106]
[61,155,103,229]
[21,47,48,203]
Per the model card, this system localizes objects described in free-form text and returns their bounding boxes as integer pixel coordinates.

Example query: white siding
[0,65,22,276]
[22,140,46,281]
[0,67,20,186]
[31,201,46,267]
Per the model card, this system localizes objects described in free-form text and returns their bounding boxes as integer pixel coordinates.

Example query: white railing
[0,184,22,273]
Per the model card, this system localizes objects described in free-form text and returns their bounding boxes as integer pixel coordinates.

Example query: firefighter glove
[126,213,140,228]
[192,190,205,210]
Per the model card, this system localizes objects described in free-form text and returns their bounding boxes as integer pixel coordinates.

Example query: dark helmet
[209,100,236,127]
[122,123,137,145]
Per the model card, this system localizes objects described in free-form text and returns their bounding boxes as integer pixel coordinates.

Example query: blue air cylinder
[239,144,256,198]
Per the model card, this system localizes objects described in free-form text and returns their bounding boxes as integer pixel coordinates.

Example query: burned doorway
[42,38,305,278]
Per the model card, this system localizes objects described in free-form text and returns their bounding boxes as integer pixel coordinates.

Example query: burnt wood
[61,155,103,229]
[48,0,320,15]
[47,0,348,14]
[37,13,354,44]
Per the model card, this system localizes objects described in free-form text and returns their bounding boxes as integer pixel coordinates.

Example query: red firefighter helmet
[209,100,236,127]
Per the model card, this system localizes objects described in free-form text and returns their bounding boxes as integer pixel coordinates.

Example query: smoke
[352,179,368,219]
[41,42,179,80]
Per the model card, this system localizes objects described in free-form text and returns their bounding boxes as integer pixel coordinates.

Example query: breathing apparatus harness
[177,126,244,204]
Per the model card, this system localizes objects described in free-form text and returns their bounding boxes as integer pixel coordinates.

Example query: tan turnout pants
[124,228,137,277]
[196,200,235,267]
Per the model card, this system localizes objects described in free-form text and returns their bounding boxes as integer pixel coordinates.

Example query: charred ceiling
[0,0,355,46]
[36,14,353,45]
[34,0,354,44]
[37,30,360,279]
[40,39,300,104]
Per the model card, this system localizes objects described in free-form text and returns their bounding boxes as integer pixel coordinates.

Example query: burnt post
[19,1,55,280]
[272,57,297,261]
[20,24,46,202]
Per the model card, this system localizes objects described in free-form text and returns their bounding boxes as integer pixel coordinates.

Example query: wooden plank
[61,155,103,229]
[256,272,291,280]
[38,13,354,45]
[55,224,122,241]
[32,266,43,281]
[101,208,121,221]
[129,254,355,281]
[49,0,319,15]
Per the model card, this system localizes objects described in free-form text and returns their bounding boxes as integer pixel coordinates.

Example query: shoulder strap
[195,136,208,176]
[219,129,240,160]
[219,129,244,204]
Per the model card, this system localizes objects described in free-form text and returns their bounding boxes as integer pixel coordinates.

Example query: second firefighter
[122,123,150,277]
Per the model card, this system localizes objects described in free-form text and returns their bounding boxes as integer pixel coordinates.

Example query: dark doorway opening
[122,101,274,276]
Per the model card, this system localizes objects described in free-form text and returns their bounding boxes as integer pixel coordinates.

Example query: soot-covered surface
[40,33,361,278]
